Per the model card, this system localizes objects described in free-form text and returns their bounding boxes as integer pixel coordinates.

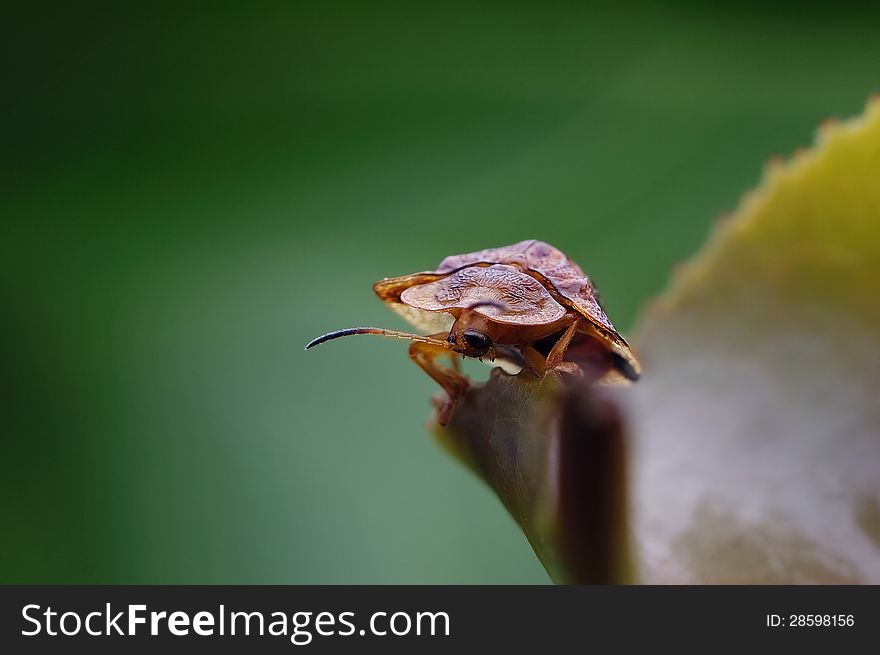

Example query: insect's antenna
[305,327,453,351]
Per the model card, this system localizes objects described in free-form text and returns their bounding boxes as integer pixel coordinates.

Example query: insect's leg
[448,352,461,373]
[545,318,581,370]
[522,345,584,378]
[408,337,469,400]
[522,346,548,376]
[409,339,469,426]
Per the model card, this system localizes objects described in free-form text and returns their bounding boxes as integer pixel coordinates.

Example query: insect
[306,240,640,424]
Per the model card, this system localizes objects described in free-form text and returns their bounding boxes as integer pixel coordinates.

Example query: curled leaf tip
[434,370,633,584]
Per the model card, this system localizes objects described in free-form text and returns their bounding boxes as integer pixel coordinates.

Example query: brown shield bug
[306,240,640,424]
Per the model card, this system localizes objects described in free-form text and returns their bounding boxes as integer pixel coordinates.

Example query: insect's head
[442,300,505,359]
[446,327,493,358]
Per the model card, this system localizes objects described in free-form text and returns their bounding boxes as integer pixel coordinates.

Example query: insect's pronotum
[307,240,640,424]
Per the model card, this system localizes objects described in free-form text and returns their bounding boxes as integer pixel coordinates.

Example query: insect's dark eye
[462,329,492,352]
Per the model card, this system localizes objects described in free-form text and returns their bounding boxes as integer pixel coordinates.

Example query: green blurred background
[2,1,878,583]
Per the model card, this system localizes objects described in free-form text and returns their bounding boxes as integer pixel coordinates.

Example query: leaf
[435,370,633,584]
[629,97,880,583]
[435,97,880,584]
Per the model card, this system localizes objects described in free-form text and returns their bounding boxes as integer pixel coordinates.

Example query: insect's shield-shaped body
[307,240,640,423]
